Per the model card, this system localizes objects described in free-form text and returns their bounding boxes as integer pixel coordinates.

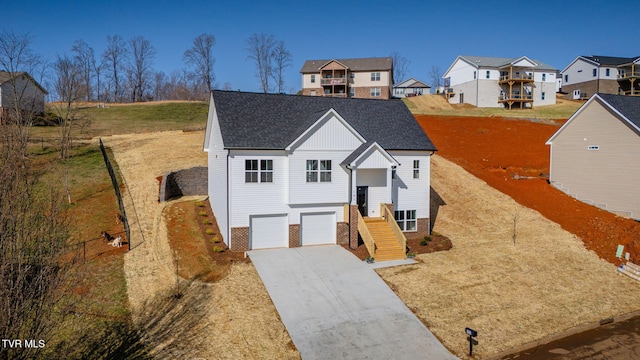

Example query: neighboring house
[204,91,436,260]
[300,57,394,99]
[442,55,557,109]
[560,55,640,99]
[0,71,48,120]
[393,78,431,98]
[546,93,640,220]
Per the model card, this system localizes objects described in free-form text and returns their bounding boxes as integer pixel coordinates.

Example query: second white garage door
[300,212,336,246]
[250,214,288,250]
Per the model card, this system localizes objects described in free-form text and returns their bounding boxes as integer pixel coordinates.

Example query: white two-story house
[442,55,557,109]
[204,91,436,260]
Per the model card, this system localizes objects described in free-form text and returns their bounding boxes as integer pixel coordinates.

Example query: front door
[357,186,368,216]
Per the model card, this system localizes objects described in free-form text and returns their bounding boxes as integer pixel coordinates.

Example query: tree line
[2,29,294,103]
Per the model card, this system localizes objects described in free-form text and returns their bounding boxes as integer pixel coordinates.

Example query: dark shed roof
[211,90,436,151]
[597,93,640,129]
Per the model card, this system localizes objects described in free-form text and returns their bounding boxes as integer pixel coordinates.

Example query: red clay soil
[416,114,640,266]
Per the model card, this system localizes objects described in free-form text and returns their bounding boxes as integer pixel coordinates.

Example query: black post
[465,327,477,357]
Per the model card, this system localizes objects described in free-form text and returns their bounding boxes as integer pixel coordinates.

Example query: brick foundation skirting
[230,227,249,252]
[337,222,349,245]
[289,224,301,248]
[404,218,431,240]
[349,205,359,249]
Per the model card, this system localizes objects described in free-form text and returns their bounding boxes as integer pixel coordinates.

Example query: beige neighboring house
[0,71,48,120]
[546,93,640,220]
[300,57,393,99]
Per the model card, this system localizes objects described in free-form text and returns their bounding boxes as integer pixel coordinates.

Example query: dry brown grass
[106,130,299,359]
[377,155,640,359]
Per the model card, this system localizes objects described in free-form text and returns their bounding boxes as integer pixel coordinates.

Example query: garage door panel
[250,214,288,250]
[301,212,336,246]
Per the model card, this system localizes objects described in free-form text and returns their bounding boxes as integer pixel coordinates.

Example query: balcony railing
[500,74,533,81]
[499,94,533,101]
[322,93,347,98]
[618,72,640,79]
[321,78,349,85]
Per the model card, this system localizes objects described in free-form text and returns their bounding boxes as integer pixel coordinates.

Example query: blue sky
[4,0,639,94]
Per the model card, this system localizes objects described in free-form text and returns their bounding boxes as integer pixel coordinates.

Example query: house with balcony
[442,55,557,109]
[560,55,640,99]
[204,90,436,261]
[300,57,393,99]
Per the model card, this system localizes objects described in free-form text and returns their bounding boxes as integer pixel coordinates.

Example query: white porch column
[350,168,357,205]
[386,167,393,205]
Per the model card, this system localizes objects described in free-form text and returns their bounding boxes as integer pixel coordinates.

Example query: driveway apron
[249,245,456,359]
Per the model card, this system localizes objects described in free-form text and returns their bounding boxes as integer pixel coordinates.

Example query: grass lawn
[33,101,208,140]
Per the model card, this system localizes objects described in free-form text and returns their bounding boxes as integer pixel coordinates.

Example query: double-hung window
[245,159,273,183]
[370,88,381,97]
[371,72,380,81]
[394,210,417,231]
[306,160,332,182]
[413,160,420,179]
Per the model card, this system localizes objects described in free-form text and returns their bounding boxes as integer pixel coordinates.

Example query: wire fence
[99,138,131,250]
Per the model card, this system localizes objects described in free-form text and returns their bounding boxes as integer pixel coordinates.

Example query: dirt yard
[104,131,299,359]
[105,120,640,359]
[377,115,640,358]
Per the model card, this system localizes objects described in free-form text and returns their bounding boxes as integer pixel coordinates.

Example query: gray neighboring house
[442,55,558,109]
[392,78,431,98]
[0,71,48,120]
[546,93,640,220]
[560,55,640,99]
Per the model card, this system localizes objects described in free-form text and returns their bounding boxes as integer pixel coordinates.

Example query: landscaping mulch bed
[344,233,452,261]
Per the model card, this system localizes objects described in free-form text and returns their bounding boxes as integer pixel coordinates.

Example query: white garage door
[250,214,288,250]
[301,212,336,246]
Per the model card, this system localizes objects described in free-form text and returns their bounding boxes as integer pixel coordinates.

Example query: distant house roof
[394,78,430,89]
[547,93,640,144]
[210,90,436,151]
[456,55,557,71]
[581,55,640,66]
[0,71,48,94]
[300,57,393,73]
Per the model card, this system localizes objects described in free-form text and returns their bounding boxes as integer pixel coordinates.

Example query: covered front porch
[342,142,408,261]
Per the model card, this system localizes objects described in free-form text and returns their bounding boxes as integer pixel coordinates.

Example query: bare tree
[71,39,95,101]
[0,30,72,360]
[245,33,276,93]
[271,40,292,94]
[429,65,443,91]
[183,33,215,97]
[222,81,233,91]
[128,36,156,102]
[390,51,410,84]
[102,35,128,102]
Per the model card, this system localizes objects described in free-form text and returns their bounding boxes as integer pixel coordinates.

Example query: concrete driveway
[249,245,456,360]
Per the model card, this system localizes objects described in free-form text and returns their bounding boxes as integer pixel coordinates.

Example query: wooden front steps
[363,217,406,261]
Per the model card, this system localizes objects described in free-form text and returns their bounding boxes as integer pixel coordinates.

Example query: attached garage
[300,212,336,246]
[250,214,289,249]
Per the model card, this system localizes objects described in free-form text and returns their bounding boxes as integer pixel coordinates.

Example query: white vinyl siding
[229,150,289,227]
[391,151,431,221]
[300,212,336,246]
[206,100,230,246]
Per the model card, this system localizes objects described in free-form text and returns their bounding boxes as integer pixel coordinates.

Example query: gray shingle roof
[460,55,557,71]
[300,57,393,73]
[211,90,436,151]
[582,55,640,66]
[597,93,640,130]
